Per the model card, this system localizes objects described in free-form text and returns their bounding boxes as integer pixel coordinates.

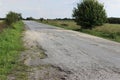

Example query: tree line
[1,16,120,25]
[107,17,120,24]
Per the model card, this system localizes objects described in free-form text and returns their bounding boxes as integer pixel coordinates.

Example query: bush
[73,0,107,29]
[26,17,34,20]
[39,18,44,22]
[5,11,22,25]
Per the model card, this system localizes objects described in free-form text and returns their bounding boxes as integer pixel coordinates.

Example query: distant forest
[107,17,120,24]
[1,17,120,24]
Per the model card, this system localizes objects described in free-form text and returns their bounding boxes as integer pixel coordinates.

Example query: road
[23,21,120,80]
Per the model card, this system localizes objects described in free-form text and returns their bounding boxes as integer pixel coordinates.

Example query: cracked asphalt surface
[24,21,120,80]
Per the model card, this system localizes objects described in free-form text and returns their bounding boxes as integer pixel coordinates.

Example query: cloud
[0,0,81,18]
[99,0,120,17]
[0,2,2,6]
[0,0,120,18]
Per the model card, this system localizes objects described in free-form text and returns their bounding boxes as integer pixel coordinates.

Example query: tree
[5,11,22,25]
[73,0,107,29]
[26,17,34,20]
[39,18,44,22]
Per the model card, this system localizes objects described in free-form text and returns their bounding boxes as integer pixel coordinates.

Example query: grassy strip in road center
[0,21,24,80]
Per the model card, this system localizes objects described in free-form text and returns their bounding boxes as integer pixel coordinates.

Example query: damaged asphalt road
[23,21,120,80]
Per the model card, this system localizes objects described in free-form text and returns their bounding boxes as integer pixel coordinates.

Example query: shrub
[26,17,34,20]
[5,11,22,25]
[39,18,44,22]
[73,0,107,29]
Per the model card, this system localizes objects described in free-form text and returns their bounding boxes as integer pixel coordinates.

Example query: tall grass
[82,24,120,42]
[0,21,24,79]
[40,20,80,30]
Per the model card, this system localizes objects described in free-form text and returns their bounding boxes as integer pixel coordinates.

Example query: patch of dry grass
[94,24,120,33]
[41,20,80,30]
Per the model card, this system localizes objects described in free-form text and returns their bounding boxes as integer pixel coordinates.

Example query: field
[0,21,24,79]
[40,20,120,42]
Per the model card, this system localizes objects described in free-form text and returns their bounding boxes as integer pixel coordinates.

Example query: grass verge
[0,21,25,80]
[80,24,120,42]
[38,20,120,42]
[38,20,80,30]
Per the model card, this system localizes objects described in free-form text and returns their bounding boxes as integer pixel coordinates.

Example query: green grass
[39,20,120,42]
[82,24,120,42]
[0,21,24,80]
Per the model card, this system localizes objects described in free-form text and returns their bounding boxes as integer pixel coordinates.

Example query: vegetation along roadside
[0,11,25,80]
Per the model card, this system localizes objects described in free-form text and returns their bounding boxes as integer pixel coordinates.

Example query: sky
[0,0,120,19]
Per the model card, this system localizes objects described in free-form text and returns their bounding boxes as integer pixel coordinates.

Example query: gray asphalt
[24,21,120,80]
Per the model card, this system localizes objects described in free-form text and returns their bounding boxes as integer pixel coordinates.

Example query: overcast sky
[0,0,120,19]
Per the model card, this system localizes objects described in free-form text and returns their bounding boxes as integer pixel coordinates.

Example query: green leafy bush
[5,11,22,25]
[73,0,107,29]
